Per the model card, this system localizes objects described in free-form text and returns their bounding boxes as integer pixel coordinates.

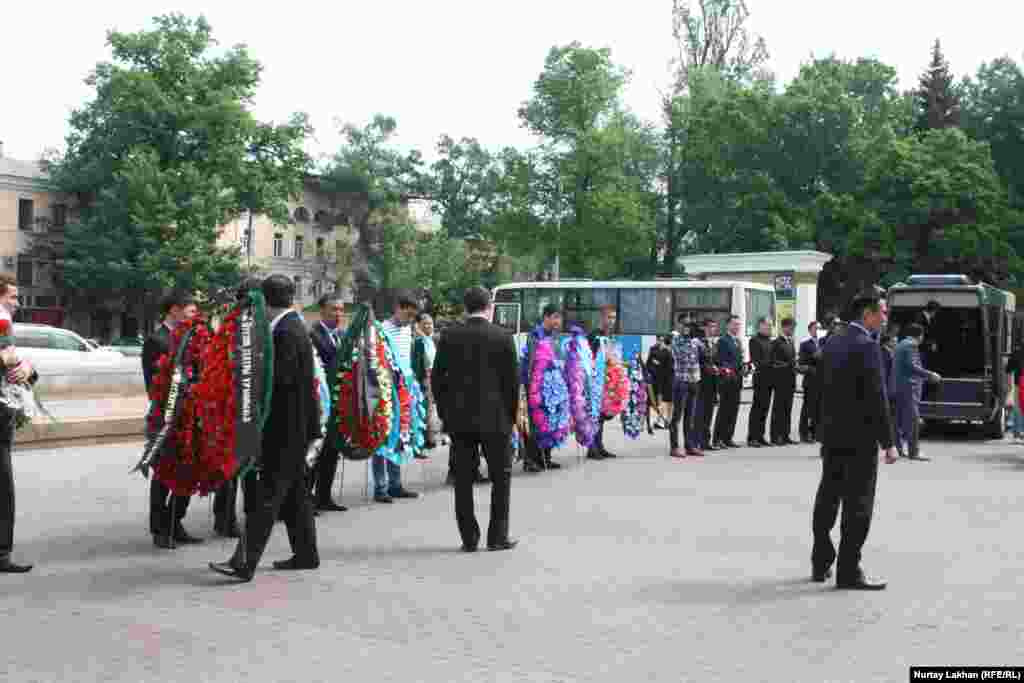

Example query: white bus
[492,280,777,363]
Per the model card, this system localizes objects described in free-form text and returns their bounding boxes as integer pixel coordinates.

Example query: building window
[313,280,323,298]
[316,237,325,259]
[272,233,283,257]
[294,235,304,260]
[18,199,34,231]
[294,207,311,223]
[17,259,33,286]
[51,204,67,228]
[240,229,250,253]
[293,276,303,297]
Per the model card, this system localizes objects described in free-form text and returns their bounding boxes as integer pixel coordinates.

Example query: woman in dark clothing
[646,336,675,429]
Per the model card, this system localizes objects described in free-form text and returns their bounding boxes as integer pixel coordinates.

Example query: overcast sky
[3,1,1021,166]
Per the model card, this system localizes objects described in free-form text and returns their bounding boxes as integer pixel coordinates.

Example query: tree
[661,0,771,269]
[45,14,311,317]
[321,115,424,303]
[863,128,1016,286]
[915,39,961,132]
[962,56,1024,206]
[423,136,501,239]
[517,43,657,277]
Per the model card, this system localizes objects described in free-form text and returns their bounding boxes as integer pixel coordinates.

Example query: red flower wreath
[152,318,216,497]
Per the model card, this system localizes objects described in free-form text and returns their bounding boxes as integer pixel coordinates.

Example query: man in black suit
[769,317,798,445]
[797,321,821,443]
[747,317,775,448]
[433,286,519,553]
[307,293,347,513]
[141,290,203,549]
[210,275,321,582]
[811,292,897,591]
[712,315,745,448]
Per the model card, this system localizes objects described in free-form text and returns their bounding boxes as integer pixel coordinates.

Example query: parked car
[103,336,144,357]
[12,324,133,370]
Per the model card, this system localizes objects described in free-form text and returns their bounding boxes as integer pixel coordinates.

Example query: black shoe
[173,526,204,544]
[586,449,606,460]
[374,495,394,504]
[414,453,430,460]
[908,455,931,462]
[316,500,348,512]
[811,567,833,583]
[391,489,419,499]
[461,541,479,553]
[153,534,174,549]
[487,538,519,552]
[781,437,798,445]
[545,461,562,469]
[836,573,887,590]
[723,441,739,449]
[748,439,763,448]
[272,556,319,571]
[601,450,618,458]
[214,522,241,539]
[0,559,33,573]
[209,561,253,582]
[524,462,544,473]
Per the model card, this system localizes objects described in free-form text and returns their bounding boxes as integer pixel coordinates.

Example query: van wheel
[985,407,1005,440]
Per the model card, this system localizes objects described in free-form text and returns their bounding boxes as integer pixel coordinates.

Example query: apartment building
[0,143,361,338]
[0,144,70,327]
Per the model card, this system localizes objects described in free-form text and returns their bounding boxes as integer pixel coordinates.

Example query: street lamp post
[553,177,562,281]
[245,210,253,269]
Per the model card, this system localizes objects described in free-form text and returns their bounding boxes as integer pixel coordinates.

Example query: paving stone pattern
[2,404,1023,682]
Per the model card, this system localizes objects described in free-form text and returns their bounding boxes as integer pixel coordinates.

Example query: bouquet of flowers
[527,337,570,450]
[563,328,597,448]
[601,341,631,418]
[0,319,45,429]
[621,354,648,439]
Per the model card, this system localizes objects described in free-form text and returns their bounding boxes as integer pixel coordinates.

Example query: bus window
[746,289,774,337]
[620,289,658,335]
[494,289,520,304]
[656,290,674,332]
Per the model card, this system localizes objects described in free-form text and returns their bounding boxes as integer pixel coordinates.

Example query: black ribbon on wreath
[131,326,198,478]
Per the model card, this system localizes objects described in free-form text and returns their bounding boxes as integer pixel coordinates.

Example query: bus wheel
[984,407,1005,440]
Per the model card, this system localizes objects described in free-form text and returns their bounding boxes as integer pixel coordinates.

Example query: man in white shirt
[373,290,421,503]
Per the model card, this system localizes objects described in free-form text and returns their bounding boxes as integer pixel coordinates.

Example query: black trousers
[0,417,15,560]
[149,479,191,536]
[811,447,879,580]
[748,370,774,441]
[799,375,820,439]
[213,478,238,529]
[699,377,718,448]
[524,433,550,467]
[451,433,512,547]
[713,377,742,444]
[770,371,796,442]
[232,467,318,573]
[309,439,341,505]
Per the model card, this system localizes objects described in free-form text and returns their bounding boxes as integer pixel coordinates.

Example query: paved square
[3,408,1023,682]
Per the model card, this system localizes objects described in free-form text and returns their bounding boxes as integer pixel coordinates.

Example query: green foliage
[46,13,311,304]
[915,39,962,132]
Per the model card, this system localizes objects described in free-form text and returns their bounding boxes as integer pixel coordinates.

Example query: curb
[15,417,144,452]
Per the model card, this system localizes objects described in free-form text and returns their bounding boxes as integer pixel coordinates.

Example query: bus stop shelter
[678,251,832,337]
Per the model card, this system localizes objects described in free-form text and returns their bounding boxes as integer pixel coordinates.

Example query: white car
[12,323,132,370]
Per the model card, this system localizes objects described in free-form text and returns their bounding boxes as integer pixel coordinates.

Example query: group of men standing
[747,317,829,449]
